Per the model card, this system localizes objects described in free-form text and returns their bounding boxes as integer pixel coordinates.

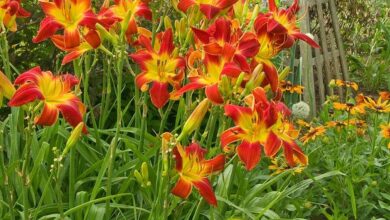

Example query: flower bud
[141,162,149,182]
[62,122,84,157]
[178,98,210,141]
[164,16,172,30]
[0,71,15,100]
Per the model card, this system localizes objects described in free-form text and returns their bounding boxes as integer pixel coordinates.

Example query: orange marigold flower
[300,126,326,145]
[280,80,304,94]
[33,0,98,49]
[171,143,225,206]
[0,70,15,101]
[129,29,185,108]
[177,0,237,19]
[364,96,390,113]
[0,0,30,32]
[381,123,390,139]
[379,91,390,101]
[8,66,87,133]
[221,87,307,170]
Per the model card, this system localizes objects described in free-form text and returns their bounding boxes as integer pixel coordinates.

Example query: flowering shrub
[0,0,388,219]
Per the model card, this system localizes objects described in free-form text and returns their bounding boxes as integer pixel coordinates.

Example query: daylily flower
[252,0,319,92]
[33,0,97,49]
[129,29,185,108]
[255,0,320,49]
[175,52,242,104]
[0,0,30,32]
[0,70,15,102]
[8,66,87,133]
[171,142,225,206]
[221,87,307,170]
[99,0,151,43]
[191,18,259,72]
[364,96,390,113]
[51,28,101,65]
[178,0,237,19]
[300,126,326,145]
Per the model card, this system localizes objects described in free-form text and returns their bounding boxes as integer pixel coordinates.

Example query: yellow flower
[300,126,326,145]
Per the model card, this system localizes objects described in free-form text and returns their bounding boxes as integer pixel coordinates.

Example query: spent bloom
[130,29,185,108]
[171,143,225,206]
[0,0,30,32]
[8,66,87,133]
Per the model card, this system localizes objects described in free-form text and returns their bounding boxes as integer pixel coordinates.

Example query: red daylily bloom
[100,0,151,42]
[252,0,320,92]
[178,0,237,19]
[175,52,242,104]
[129,29,185,108]
[0,0,30,31]
[8,67,87,133]
[171,143,225,206]
[51,29,101,65]
[255,0,319,49]
[192,18,259,72]
[33,0,97,49]
[221,87,307,170]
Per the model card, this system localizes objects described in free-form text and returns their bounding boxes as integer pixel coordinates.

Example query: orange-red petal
[236,141,261,171]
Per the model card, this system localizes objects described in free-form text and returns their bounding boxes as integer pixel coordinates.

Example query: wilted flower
[129,29,185,108]
[171,143,225,206]
[8,66,87,132]
[292,101,310,119]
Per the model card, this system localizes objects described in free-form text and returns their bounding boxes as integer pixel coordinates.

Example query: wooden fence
[295,0,349,116]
